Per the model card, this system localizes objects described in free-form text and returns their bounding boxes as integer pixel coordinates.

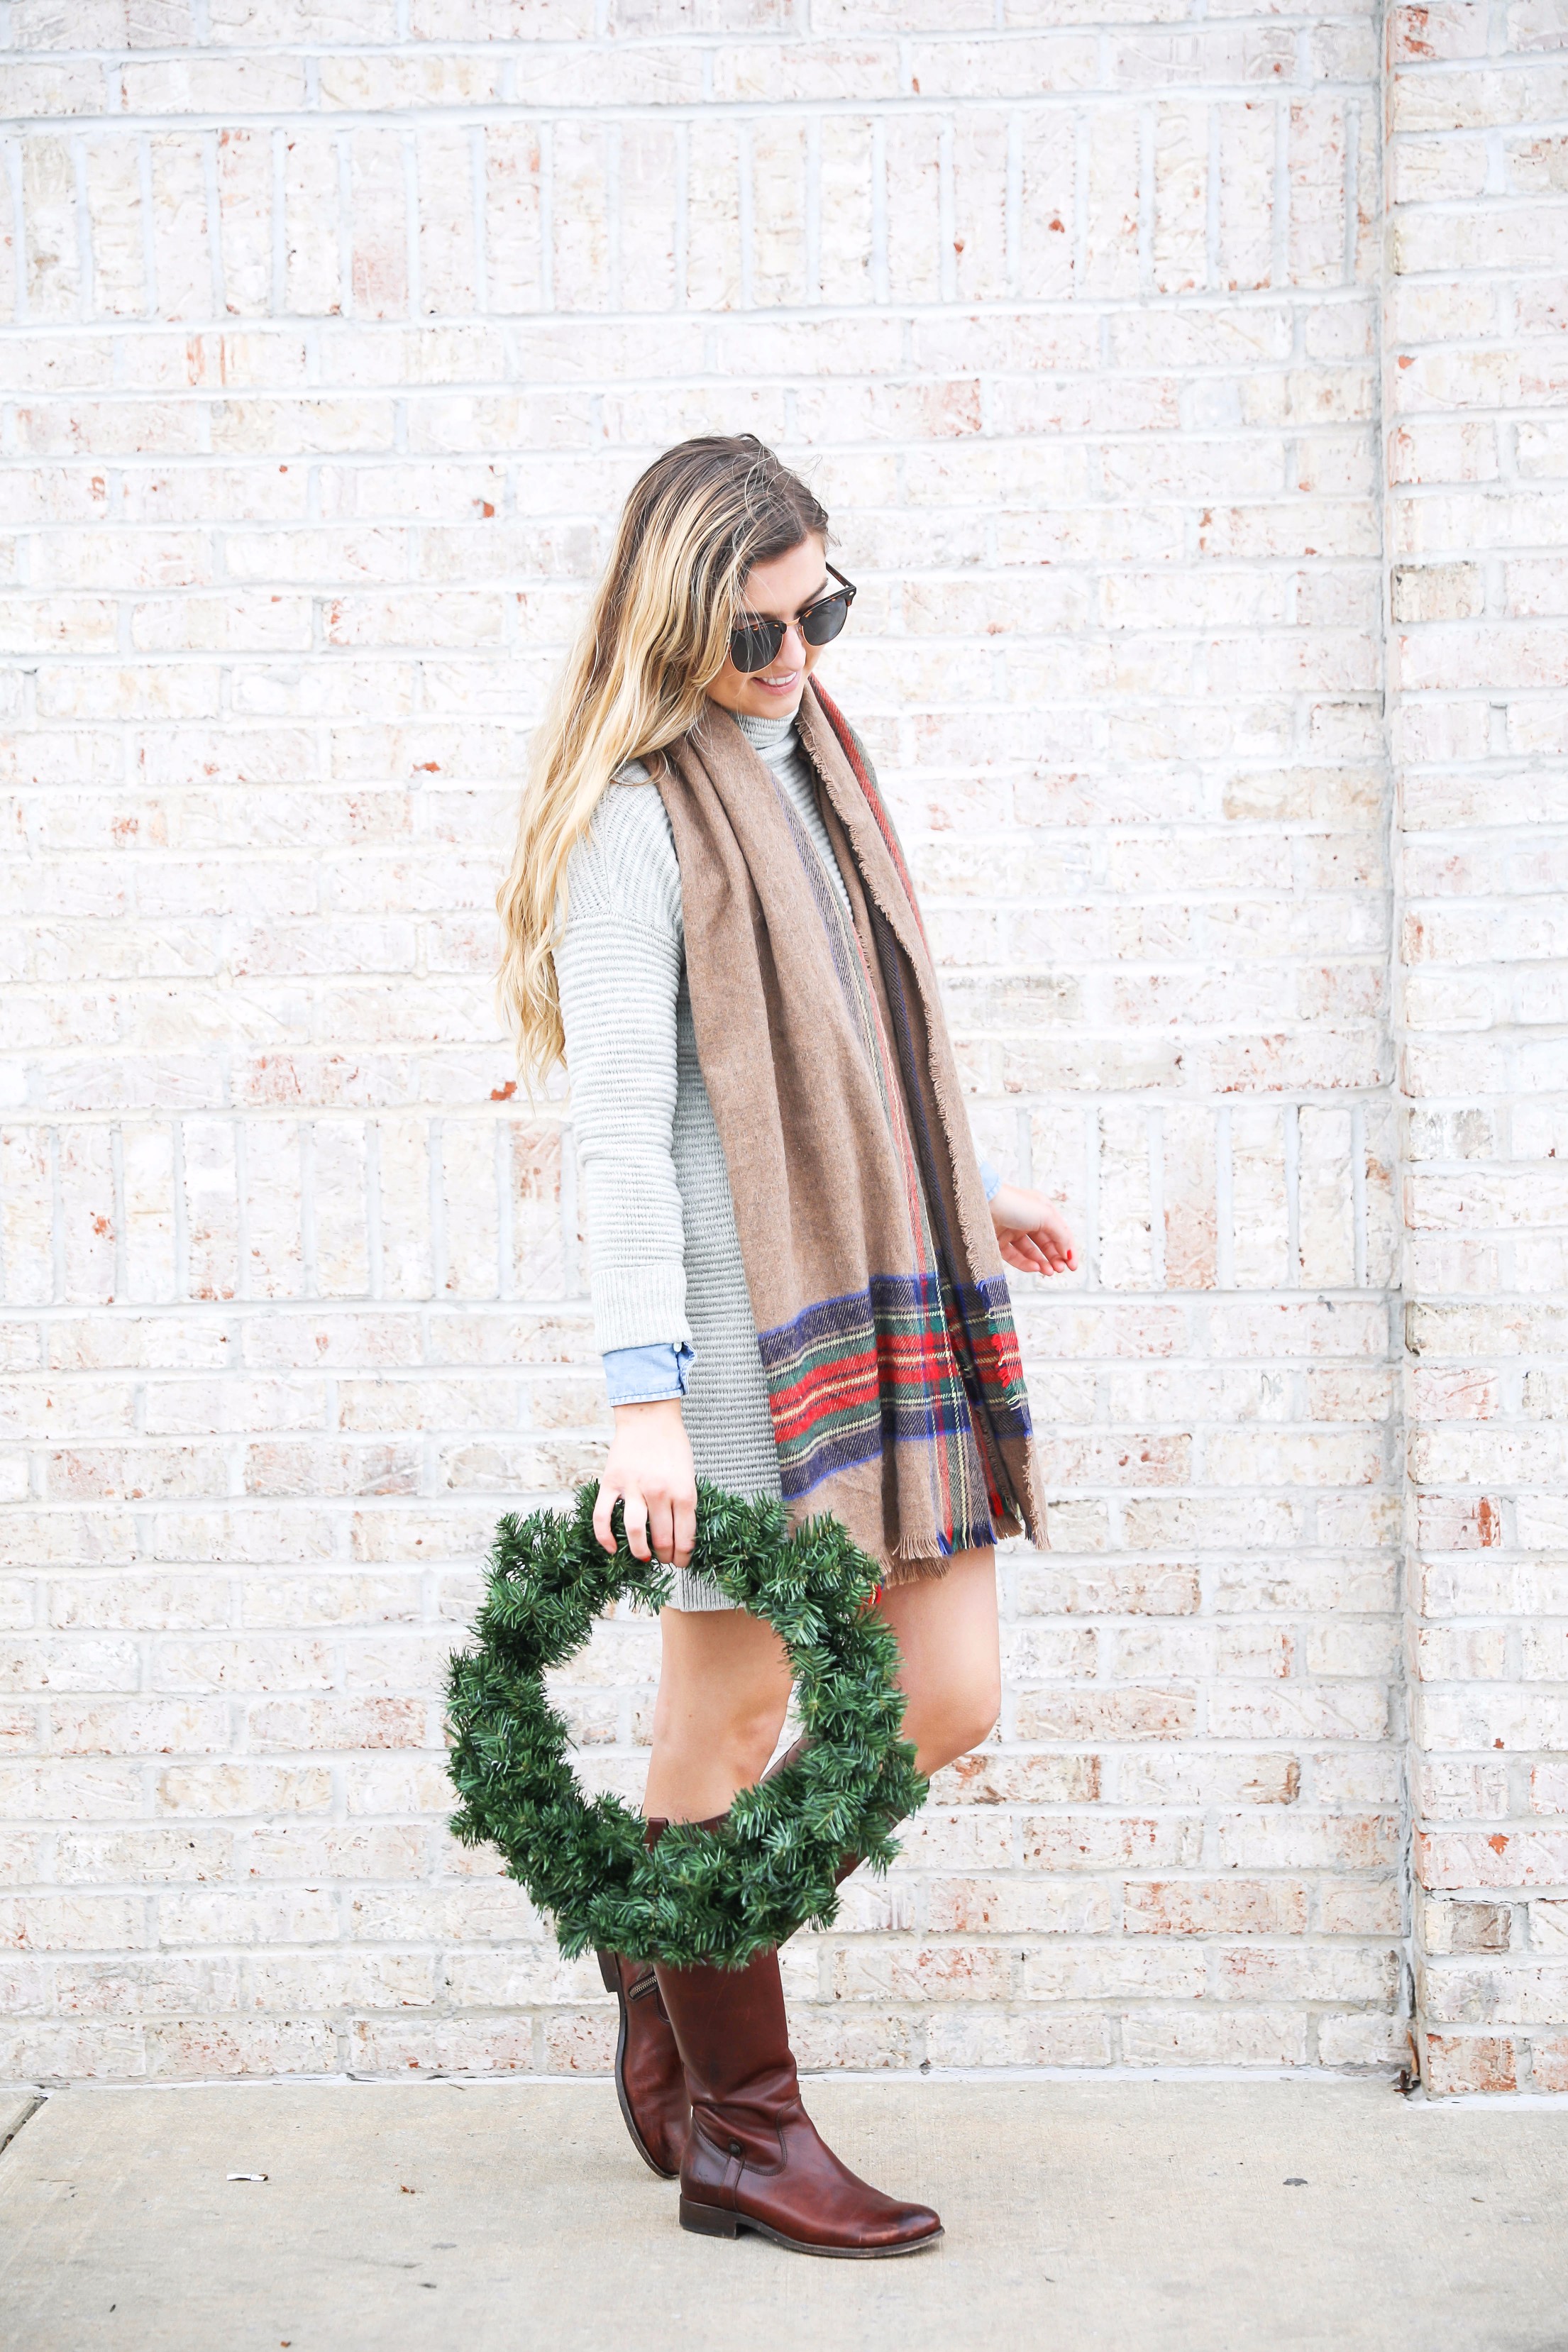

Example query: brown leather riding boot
[653,1948,942,2258]
[597,1818,688,2179]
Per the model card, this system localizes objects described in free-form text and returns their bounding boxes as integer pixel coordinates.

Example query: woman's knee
[651,1629,790,1769]
[651,1698,787,1795]
[905,1668,1001,1774]
[727,1696,793,1782]
[957,1671,1003,1757]
[698,1674,790,1767]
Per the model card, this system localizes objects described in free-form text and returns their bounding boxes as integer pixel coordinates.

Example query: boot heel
[680,2199,740,2240]
[597,1950,619,1994]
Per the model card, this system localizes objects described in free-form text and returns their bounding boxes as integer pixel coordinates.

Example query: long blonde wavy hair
[497,435,831,1082]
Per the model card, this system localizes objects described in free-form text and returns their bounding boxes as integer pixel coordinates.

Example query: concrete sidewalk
[1,2076,1565,2352]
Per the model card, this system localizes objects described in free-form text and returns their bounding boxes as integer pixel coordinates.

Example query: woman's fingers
[1000,1227,1076,1278]
[622,1486,652,1562]
[599,1402,697,1569]
[595,1479,699,1564]
[611,1476,700,1571]
[644,1490,698,1567]
[592,1482,619,1555]
[647,1495,676,1565]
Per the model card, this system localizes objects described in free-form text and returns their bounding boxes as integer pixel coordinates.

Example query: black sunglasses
[729,564,857,675]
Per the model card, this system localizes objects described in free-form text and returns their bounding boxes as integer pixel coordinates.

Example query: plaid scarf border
[758,1274,1033,1556]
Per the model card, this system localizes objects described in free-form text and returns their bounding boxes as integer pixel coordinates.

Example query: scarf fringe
[880,1548,958,1587]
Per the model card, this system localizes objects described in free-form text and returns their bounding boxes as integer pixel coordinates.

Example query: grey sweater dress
[556,710,853,1611]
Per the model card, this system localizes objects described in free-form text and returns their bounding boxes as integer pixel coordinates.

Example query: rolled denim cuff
[979,1159,1003,1202]
[603,1340,694,1407]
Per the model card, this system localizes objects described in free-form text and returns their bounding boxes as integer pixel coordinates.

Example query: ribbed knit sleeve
[556,776,693,1355]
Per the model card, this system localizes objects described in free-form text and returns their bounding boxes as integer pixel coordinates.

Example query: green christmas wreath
[444,1479,927,1970]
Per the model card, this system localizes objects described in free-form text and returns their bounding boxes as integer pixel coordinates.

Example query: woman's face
[705,535,832,722]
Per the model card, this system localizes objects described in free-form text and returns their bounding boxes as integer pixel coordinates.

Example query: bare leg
[875,1546,1001,1779]
[643,1604,793,1823]
[643,1547,997,1821]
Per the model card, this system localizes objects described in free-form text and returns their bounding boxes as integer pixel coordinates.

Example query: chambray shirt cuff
[603,1340,693,1407]
[979,1159,1003,1202]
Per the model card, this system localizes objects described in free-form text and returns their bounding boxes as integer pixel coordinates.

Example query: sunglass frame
[728,563,858,675]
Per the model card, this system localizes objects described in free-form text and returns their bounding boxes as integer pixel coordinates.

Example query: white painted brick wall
[1389,0,1568,2097]
[0,0,1536,2092]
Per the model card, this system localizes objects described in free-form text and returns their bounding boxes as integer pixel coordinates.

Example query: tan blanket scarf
[653,679,1044,1576]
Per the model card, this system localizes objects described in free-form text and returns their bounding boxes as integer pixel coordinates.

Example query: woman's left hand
[989,1183,1077,1278]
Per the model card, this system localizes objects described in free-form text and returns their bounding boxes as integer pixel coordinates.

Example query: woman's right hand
[593,1398,697,1569]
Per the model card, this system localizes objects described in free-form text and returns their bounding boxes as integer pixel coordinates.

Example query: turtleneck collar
[734,707,800,750]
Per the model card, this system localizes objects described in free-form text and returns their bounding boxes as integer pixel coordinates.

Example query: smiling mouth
[755,668,801,690]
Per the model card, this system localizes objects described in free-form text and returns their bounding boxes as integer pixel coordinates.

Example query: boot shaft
[653,1951,800,2118]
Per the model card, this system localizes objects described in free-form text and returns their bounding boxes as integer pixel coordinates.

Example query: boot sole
[598,1950,680,2182]
[680,2197,942,2258]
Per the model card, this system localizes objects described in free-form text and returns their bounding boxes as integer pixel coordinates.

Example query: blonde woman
[499,436,1076,2258]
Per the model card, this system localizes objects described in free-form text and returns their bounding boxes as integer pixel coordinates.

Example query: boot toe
[878,2201,943,2248]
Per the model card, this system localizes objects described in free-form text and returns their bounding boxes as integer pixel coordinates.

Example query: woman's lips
[754,668,800,692]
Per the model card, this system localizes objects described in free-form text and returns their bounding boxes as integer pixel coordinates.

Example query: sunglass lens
[731,619,782,673]
[801,593,849,648]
